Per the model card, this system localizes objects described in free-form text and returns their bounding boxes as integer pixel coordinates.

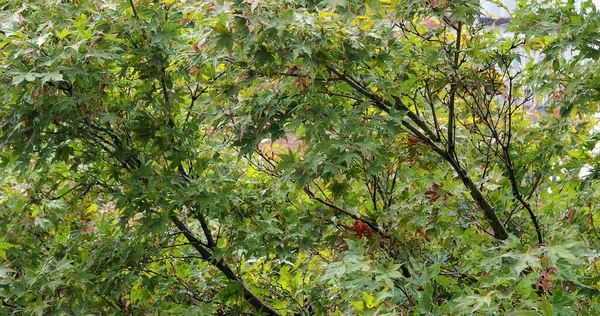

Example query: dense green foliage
[2,0,600,314]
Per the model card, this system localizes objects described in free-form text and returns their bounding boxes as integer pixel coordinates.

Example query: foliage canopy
[2,0,600,314]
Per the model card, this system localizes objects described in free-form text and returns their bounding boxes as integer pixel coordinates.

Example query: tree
[1,0,600,314]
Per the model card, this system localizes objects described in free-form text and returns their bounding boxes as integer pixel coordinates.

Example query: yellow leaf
[31,206,40,217]
[86,203,98,214]
[515,89,524,98]
[363,292,380,309]
[350,300,364,310]
[56,27,71,40]
[318,11,339,19]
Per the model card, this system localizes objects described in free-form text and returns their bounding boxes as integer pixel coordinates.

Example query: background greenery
[2,0,600,314]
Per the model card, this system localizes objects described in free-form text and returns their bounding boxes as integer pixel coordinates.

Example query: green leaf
[541,296,553,316]
[40,72,63,84]
[11,72,38,85]
[513,253,541,276]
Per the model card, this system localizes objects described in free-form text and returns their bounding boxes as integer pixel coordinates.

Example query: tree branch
[447,21,462,160]
[326,64,509,240]
[170,215,281,315]
[303,186,383,237]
